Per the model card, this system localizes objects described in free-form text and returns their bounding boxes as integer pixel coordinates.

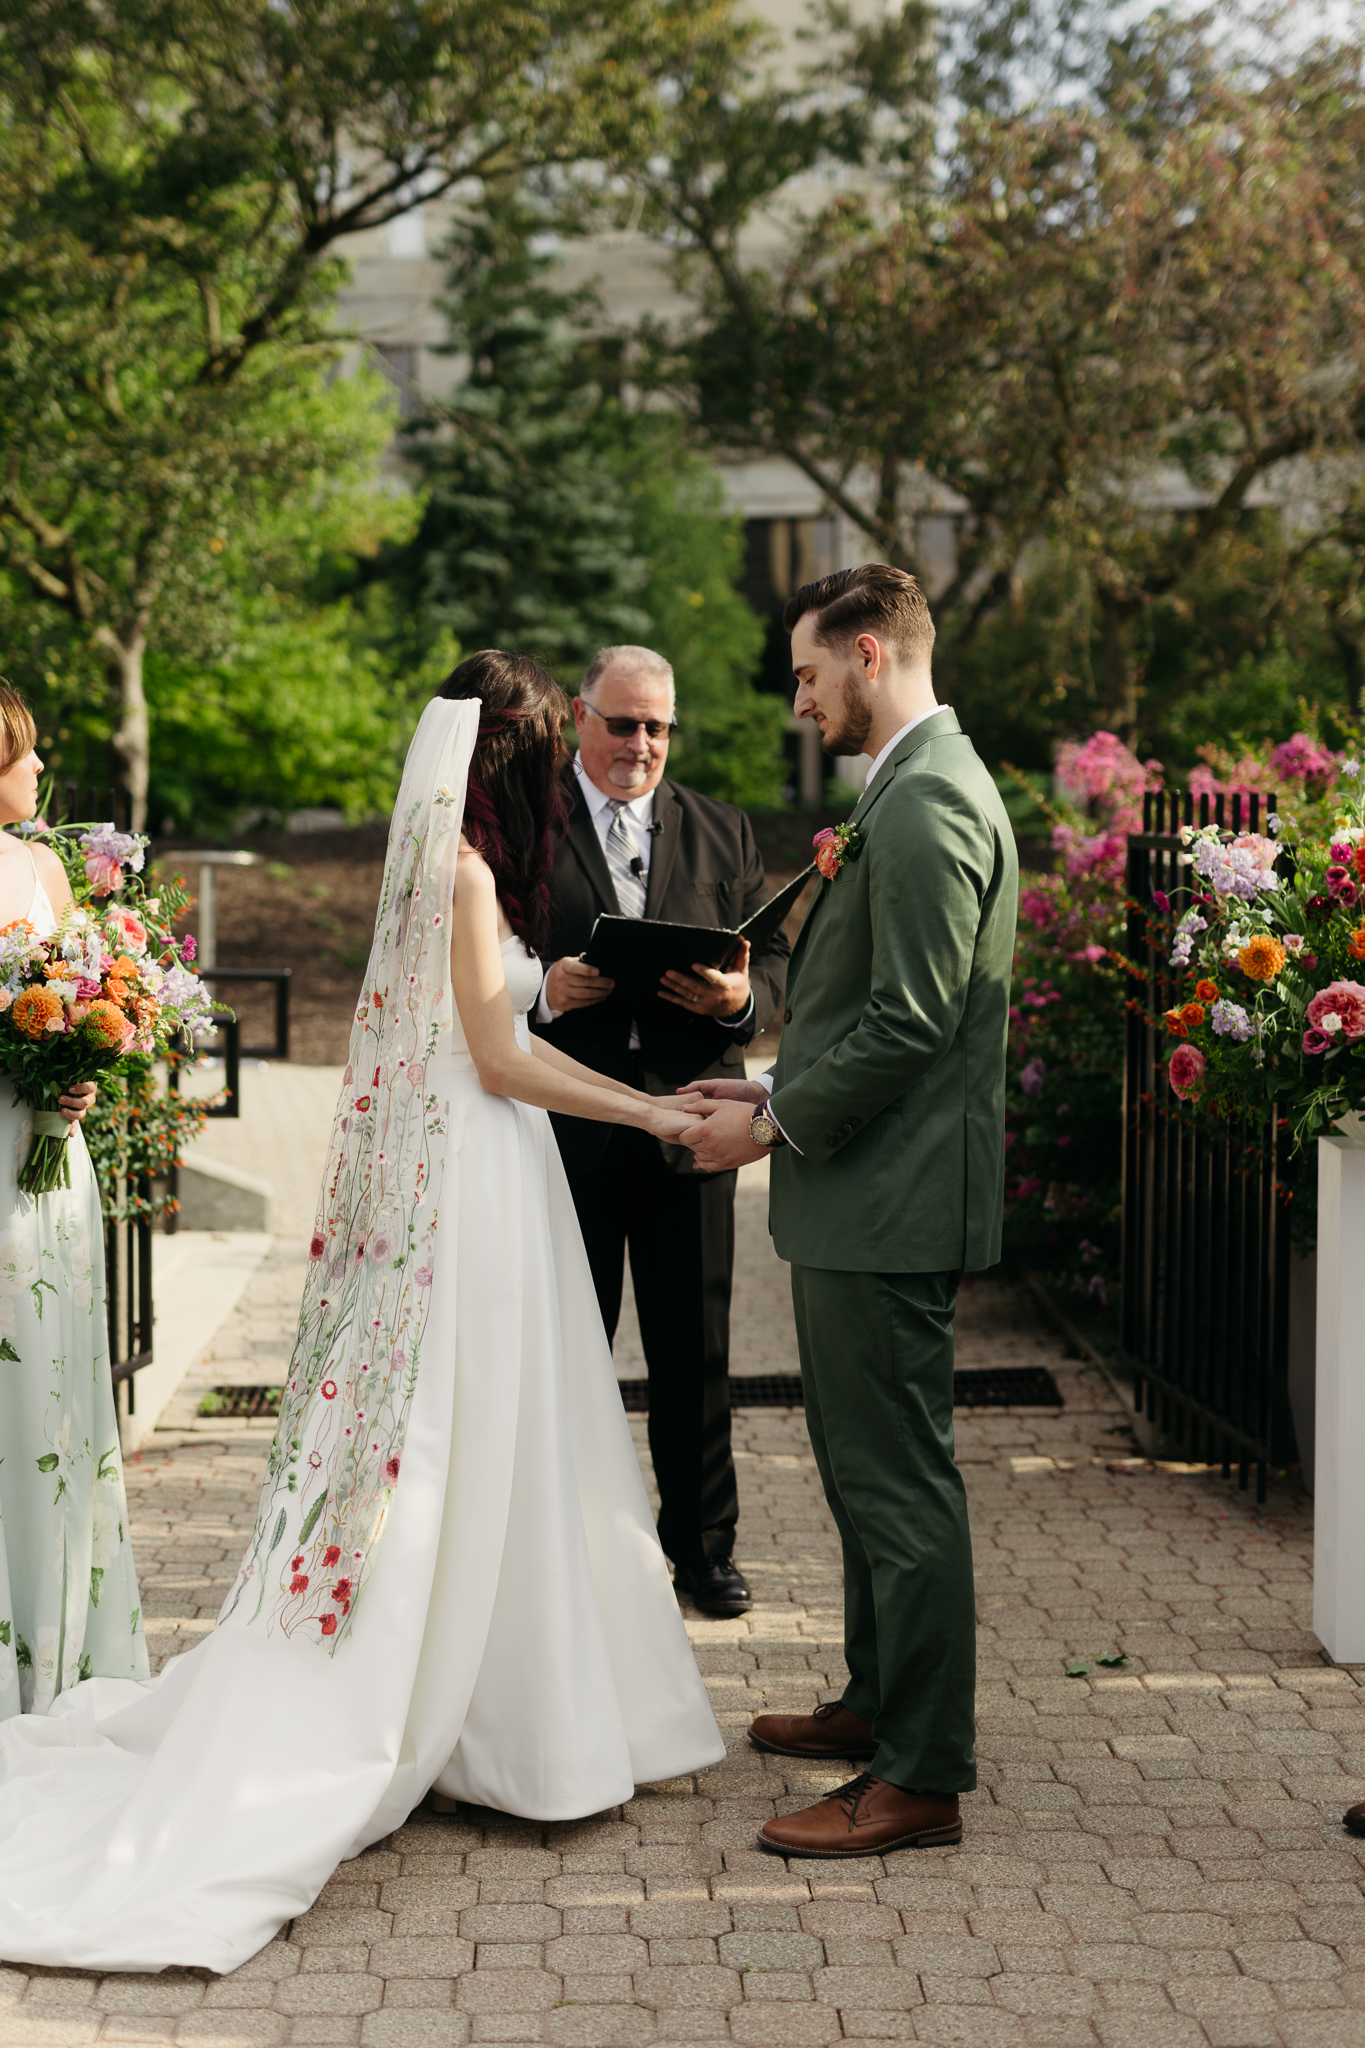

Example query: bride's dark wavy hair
[435,651,571,955]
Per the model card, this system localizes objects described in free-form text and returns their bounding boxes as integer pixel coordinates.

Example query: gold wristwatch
[749,1106,787,1149]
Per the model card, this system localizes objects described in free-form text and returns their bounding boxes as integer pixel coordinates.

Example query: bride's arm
[450,849,693,1138]
[526,1033,642,1098]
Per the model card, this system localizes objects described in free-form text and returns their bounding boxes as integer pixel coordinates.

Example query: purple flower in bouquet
[80,825,144,898]
[1211,999,1252,1042]
[1021,1059,1046,1096]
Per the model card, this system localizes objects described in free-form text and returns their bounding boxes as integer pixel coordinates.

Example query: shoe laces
[831,1771,878,1828]
[812,1702,842,1722]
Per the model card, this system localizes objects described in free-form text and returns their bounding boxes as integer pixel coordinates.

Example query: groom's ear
[854,632,886,680]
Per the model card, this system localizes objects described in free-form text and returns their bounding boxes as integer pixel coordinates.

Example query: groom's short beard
[821,662,875,757]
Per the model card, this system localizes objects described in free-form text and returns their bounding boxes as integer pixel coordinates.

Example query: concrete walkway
[5,1259,1364,2047]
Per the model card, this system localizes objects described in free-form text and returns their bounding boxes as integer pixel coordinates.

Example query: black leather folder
[581,864,816,993]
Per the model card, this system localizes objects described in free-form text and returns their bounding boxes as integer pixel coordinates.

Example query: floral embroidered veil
[221,698,479,1651]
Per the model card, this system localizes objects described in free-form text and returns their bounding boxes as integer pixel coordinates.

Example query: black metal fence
[1121,788,1296,1501]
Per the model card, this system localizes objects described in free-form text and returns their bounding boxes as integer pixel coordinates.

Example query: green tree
[0,0,744,823]
[382,205,782,806]
[639,9,1365,753]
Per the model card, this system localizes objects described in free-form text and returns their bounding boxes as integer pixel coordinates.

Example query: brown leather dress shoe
[758,1773,962,1858]
[749,1700,877,1762]
[1344,1802,1365,1837]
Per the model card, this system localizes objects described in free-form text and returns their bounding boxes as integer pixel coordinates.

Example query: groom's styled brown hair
[783,563,936,664]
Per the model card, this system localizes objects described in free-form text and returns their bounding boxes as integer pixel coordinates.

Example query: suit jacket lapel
[644,780,682,916]
[785,708,962,989]
[564,782,621,915]
[848,706,961,832]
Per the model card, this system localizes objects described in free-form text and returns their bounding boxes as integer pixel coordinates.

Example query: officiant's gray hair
[581,645,676,712]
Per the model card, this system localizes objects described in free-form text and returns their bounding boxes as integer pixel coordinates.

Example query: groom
[680,563,1017,1857]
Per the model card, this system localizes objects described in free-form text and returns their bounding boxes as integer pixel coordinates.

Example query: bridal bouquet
[1155,759,1365,1148]
[0,823,216,1193]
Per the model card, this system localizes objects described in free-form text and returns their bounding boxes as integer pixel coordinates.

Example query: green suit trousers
[790,1264,977,1793]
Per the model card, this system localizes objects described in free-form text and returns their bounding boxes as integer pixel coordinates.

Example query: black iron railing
[105,1170,154,1400]
[1121,787,1296,1501]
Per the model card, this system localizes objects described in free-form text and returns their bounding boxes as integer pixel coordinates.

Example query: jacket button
[827,1134,839,1147]
[848,1117,860,1131]
[783,1007,792,1023]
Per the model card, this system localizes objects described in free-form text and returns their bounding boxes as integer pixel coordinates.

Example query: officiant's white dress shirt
[760,707,940,1151]
[537,756,755,1037]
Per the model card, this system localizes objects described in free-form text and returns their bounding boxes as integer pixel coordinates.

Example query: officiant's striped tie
[605,802,647,919]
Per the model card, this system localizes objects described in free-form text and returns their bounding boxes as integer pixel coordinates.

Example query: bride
[0,652,722,1973]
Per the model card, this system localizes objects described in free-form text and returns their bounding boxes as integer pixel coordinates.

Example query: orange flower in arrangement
[0,919,36,942]
[1354,841,1365,879]
[1349,927,1365,962]
[1165,1007,1191,1037]
[1195,979,1219,1003]
[1180,1001,1205,1029]
[83,1000,127,1049]
[12,986,63,1040]
[1238,935,1286,982]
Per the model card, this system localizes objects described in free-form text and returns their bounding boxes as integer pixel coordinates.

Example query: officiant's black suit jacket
[531,773,790,1177]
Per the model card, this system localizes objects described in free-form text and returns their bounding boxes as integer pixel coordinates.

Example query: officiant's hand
[675,1077,767,1108]
[544,957,615,1011]
[659,938,751,1019]
[678,1098,767,1173]
[58,1082,98,1124]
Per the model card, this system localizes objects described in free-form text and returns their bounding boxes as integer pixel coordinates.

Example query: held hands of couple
[672,1077,770,1173]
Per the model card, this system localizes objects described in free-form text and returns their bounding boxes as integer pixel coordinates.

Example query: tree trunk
[105,630,149,833]
[1099,590,1139,745]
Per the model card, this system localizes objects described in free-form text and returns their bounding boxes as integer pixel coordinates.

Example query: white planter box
[1314,1131,1365,1661]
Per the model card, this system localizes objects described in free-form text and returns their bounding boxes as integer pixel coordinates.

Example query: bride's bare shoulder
[453,839,495,900]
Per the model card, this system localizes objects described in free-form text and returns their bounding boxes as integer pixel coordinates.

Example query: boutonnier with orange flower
[0,821,219,1193]
[1152,757,1365,1146]
[813,821,864,880]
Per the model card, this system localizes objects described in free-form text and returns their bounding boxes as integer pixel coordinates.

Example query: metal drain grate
[953,1366,1063,1408]
[617,1367,1063,1412]
[199,1385,285,1419]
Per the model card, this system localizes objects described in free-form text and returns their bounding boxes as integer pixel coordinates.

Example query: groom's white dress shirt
[760,708,940,1151]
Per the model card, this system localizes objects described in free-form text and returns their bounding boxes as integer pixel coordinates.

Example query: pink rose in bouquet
[1305,981,1365,1043]
[1168,1044,1207,1099]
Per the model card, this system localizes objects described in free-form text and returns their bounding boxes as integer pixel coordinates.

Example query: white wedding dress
[0,935,723,1972]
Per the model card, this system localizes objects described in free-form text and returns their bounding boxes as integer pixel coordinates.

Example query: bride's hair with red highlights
[435,651,570,955]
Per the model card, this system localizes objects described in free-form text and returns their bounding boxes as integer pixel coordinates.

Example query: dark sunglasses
[579,699,677,741]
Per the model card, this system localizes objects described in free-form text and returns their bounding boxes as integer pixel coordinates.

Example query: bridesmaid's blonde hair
[0,684,35,773]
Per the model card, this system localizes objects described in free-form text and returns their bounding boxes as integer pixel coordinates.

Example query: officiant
[532,644,790,1618]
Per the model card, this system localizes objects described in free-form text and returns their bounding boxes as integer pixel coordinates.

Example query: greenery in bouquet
[0,820,217,1195]
[1152,743,1365,1155]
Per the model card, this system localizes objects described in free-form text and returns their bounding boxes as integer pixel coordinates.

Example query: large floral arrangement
[1155,755,1365,1149]
[1005,728,1350,1304]
[0,822,216,1193]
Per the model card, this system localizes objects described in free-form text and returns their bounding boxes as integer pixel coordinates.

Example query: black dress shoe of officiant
[674,1558,752,1617]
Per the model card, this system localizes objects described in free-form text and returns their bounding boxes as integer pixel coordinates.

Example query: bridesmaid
[0,686,148,1717]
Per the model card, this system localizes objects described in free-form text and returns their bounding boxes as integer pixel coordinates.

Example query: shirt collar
[574,754,656,821]
[864,707,940,791]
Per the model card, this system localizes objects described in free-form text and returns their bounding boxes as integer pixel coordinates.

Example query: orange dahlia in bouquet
[0,827,216,1193]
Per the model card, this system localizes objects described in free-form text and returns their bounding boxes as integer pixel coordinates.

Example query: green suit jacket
[768,708,1018,1274]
